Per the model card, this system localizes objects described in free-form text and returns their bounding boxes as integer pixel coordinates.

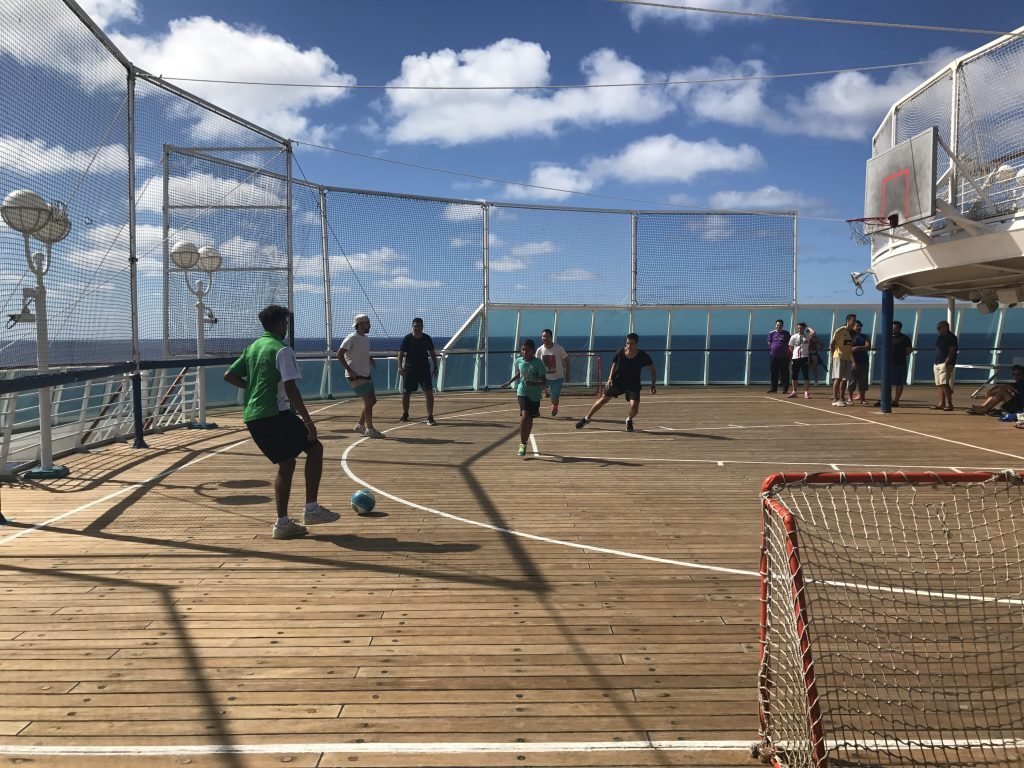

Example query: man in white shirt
[537,329,571,417]
[338,313,384,438]
[787,322,813,399]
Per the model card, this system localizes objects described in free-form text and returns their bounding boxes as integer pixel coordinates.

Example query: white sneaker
[354,423,366,435]
[832,400,842,407]
[272,519,307,539]
[302,504,339,525]
[365,428,386,439]
[804,392,811,399]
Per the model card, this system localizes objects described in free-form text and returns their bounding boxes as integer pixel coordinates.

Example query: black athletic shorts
[517,395,540,418]
[402,368,434,394]
[604,383,640,401]
[892,366,908,385]
[246,411,316,464]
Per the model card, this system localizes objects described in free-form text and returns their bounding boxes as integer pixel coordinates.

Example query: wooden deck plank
[0,386,1020,766]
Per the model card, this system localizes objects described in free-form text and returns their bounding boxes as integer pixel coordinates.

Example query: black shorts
[517,395,540,418]
[402,368,434,394]
[604,383,640,401]
[246,411,316,464]
[791,358,810,380]
[892,366,908,385]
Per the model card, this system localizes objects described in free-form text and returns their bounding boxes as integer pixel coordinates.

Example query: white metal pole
[33,255,54,470]
[196,282,207,425]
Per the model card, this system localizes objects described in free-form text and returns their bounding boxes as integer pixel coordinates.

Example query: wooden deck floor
[1,386,1022,768]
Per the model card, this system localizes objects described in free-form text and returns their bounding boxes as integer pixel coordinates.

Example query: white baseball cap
[353,313,370,328]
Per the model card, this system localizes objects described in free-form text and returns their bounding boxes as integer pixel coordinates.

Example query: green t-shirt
[515,356,547,402]
[227,332,289,422]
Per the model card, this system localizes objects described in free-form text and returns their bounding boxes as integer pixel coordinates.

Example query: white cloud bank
[626,0,786,31]
[505,134,762,201]
[386,41,673,145]
[110,17,355,143]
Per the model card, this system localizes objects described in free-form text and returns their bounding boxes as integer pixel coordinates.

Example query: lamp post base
[187,422,218,430]
[26,465,70,480]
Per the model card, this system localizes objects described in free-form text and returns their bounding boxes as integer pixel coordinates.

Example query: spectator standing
[933,320,958,411]
[767,319,792,394]
[787,322,813,399]
[889,320,914,407]
[848,320,872,404]
[830,314,858,406]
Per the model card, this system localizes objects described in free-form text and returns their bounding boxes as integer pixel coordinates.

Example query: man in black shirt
[398,318,439,425]
[890,320,914,406]
[933,320,958,411]
[576,333,656,432]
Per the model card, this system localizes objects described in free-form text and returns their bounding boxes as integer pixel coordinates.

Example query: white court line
[829,463,840,470]
[779,398,1024,464]
[653,421,861,432]
[340,434,755,578]
[0,740,753,757]
[0,437,251,545]
[529,433,540,456]
[0,401,344,545]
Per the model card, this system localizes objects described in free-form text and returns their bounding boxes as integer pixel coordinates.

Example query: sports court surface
[1,386,1022,767]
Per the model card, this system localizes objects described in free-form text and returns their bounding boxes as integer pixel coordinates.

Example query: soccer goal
[559,352,603,397]
[755,471,1024,768]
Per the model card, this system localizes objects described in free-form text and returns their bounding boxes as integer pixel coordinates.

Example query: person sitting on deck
[968,365,1024,416]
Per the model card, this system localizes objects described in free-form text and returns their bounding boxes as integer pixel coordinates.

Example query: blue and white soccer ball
[351,488,376,515]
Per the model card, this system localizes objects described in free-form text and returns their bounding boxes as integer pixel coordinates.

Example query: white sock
[304,502,319,512]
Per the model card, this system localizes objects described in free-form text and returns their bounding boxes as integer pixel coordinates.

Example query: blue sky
[61,1,1024,305]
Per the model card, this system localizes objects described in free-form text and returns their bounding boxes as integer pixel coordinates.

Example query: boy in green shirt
[502,338,547,457]
[225,305,335,539]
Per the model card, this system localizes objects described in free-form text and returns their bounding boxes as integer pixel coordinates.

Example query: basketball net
[846,214,899,247]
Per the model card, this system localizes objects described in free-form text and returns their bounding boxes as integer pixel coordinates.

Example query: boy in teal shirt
[502,338,547,457]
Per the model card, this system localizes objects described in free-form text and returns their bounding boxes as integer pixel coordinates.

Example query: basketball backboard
[864,126,937,225]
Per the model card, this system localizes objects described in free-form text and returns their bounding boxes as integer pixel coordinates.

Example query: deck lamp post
[1,189,71,479]
[170,241,221,429]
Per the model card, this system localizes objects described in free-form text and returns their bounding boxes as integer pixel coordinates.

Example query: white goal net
[755,471,1024,768]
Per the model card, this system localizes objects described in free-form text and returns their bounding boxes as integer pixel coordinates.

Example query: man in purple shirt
[767,319,792,394]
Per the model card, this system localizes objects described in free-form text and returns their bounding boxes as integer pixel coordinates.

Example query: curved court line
[0,402,345,545]
[0,739,752,757]
[342,411,757,579]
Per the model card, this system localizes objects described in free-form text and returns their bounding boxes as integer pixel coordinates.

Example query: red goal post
[558,352,603,397]
[755,470,1024,768]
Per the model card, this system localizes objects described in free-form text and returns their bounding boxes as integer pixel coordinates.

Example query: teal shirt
[227,331,287,422]
[515,356,547,402]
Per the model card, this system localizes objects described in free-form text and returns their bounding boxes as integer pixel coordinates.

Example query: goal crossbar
[755,471,1024,768]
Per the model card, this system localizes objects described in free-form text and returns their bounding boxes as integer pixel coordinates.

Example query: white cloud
[709,185,824,213]
[672,49,967,141]
[111,16,355,142]
[0,137,128,176]
[377,268,442,289]
[136,172,286,213]
[626,0,786,31]
[480,258,527,272]
[506,134,761,201]
[334,246,405,274]
[442,203,484,221]
[386,40,673,145]
[510,241,556,258]
[78,0,140,28]
[551,268,595,281]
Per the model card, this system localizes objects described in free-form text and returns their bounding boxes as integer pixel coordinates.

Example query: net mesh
[0,0,132,368]
[560,352,602,397]
[637,212,795,305]
[757,472,1024,768]
[163,149,291,358]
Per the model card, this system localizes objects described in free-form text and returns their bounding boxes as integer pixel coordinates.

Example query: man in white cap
[338,313,384,438]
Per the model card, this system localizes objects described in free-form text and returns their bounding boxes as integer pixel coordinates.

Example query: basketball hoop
[846,215,898,247]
